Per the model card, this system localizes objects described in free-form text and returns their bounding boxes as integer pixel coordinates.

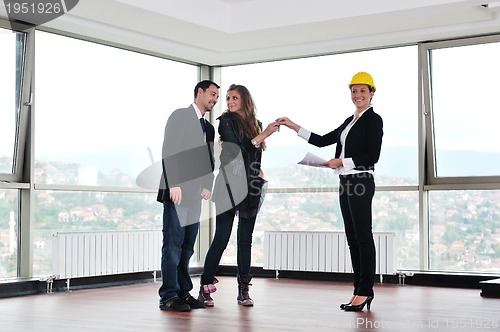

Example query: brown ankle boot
[198,277,218,307]
[237,275,254,306]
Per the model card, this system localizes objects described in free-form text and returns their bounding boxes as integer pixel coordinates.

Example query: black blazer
[308,107,383,171]
[157,105,215,207]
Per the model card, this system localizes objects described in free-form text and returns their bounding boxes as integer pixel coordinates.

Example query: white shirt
[193,103,205,141]
[193,102,203,120]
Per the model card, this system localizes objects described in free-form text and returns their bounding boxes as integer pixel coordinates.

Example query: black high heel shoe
[344,296,374,311]
[339,302,351,310]
[340,295,355,310]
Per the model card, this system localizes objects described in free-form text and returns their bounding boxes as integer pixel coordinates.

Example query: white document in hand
[298,152,329,167]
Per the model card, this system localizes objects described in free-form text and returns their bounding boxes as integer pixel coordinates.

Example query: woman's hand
[320,158,343,169]
[276,117,300,132]
[264,121,280,137]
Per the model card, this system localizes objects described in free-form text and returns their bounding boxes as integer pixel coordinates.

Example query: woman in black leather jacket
[198,84,280,307]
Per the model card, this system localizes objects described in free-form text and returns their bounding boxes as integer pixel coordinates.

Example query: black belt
[339,172,373,178]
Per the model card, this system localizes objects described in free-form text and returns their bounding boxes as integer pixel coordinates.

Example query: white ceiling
[3,0,500,65]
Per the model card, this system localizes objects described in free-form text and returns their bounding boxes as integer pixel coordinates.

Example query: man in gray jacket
[157,80,219,312]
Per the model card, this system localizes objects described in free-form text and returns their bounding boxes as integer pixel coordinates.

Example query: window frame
[0,18,32,185]
[421,34,500,188]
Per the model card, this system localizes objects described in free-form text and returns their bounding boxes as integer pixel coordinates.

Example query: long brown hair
[224,84,266,150]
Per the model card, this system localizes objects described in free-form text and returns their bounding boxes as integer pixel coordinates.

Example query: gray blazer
[157,105,215,207]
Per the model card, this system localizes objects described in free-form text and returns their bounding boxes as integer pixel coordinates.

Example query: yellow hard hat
[349,72,376,92]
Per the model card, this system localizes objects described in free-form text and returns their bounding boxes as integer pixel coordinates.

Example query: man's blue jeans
[158,200,201,303]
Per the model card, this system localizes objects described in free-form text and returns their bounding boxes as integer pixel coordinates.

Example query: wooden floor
[1,276,500,331]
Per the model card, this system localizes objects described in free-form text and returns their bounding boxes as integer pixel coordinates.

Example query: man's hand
[169,187,182,205]
[201,188,211,200]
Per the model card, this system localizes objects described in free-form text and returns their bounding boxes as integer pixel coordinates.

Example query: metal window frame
[421,34,500,188]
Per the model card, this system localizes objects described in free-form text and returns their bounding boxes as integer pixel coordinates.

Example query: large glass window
[32,31,199,278]
[429,190,500,273]
[424,37,500,273]
[10,25,500,281]
[375,191,419,270]
[0,28,24,175]
[219,46,419,269]
[430,41,500,178]
[221,45,418,188]
[34,31,198,187]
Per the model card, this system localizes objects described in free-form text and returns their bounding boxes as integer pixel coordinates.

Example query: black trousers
[339,173,376,297]
[201,207,257,285]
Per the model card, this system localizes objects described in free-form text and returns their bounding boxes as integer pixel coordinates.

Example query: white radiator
[263,231,397,275]
[52,230,162,280]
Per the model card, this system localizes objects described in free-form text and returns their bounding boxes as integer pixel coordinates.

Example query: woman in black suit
[278,72,383,312]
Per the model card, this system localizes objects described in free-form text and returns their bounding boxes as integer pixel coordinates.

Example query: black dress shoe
[159,297,191,312]
[181,294,206,309]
